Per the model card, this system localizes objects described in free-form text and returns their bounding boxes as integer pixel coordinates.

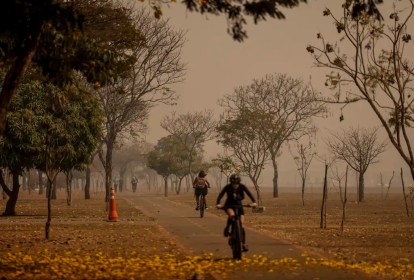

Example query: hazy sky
[145,0,413,187]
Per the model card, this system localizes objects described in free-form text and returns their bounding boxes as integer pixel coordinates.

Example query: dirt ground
[0,187,413,279]
[0,190,182,257]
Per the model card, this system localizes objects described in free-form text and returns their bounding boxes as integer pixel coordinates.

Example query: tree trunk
[0,22,43,135]
[38,170,44,195]
[102,138,114,206]
[400,168,411,217]
[301,178,306,206]
[3,172,21,216]
[340,165,349,233]
[51,179,57,200]
[358,172,365,202]
[66,171,72,206]
[119,167,127,192]
[84,165,91,199]
[164,177,168,197]
[410,165,414,182]
[186,175,191,192]
[252,180,262,205]
[176,177,183,195]
[45,178,53,240]
[27,169,32,195]
[320,164,328,229]
[44,168,59,239]
[271,158,279,198]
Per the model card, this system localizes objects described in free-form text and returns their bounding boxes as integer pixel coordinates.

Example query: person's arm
[243,185,256,203]
[205,178,210,188]
[216,185,227,205]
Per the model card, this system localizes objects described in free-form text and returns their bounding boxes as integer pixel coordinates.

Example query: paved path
[121,193,378,280]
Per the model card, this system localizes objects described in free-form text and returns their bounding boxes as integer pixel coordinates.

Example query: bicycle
[199,193,206,218]
[218,204,253,260]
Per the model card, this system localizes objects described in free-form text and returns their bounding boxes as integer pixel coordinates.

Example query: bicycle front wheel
[231,220,242,259]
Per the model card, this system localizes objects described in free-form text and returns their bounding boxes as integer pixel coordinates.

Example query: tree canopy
[0,69,103,215]
[0,0,126,135]
[218,73,326,197]
[161,110,217,177]
[307,0,414,180]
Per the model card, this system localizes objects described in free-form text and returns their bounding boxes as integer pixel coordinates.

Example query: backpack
[194,177,207,188]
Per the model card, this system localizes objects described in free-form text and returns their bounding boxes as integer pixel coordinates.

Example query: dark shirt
[216,183,256,206]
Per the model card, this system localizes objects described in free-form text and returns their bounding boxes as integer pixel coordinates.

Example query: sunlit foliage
[0,251,412,279]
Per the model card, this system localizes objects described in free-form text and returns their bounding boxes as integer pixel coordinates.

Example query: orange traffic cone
[108,187,118,222]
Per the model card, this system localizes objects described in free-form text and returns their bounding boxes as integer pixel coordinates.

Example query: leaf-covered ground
[0,188,413,279]
[169,187,414,280]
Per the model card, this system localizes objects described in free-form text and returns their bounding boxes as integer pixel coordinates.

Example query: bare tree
[385,170,395,200]
[307,0,414,182]
[291,140,316,206]
[401,168,410,217]
[160,110,217,179]
[408,185,414,217]
[217,110,270,205]
[379,172,385,199]
[208,166,225,191]
[330,164,349,233]
[219,73,326,197]
[320,163,329,229]
[326,127,386,202]
[97,7,186,203]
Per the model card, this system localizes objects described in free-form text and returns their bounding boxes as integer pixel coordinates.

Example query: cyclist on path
[193,170,210,210]
[216,173,257,252]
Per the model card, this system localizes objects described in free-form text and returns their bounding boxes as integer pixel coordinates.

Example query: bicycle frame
[230,207,243,259]
[227,204,250,260]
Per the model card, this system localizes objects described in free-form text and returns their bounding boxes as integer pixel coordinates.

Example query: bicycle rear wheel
[231,220,242,259]
[199,195,204,218]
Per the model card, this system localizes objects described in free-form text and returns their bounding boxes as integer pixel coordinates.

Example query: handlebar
[216,204,257,209]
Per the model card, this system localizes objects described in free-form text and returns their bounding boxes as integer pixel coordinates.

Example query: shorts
[195,186,208,196]
[222,204,245,215]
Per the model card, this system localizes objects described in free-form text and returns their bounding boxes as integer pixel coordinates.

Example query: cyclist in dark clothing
[216,173,256,252]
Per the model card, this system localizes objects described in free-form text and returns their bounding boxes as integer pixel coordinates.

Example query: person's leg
[240,215,248,252]
[195,193,200,210]
[224,208,235,236]
[203,196,208,209]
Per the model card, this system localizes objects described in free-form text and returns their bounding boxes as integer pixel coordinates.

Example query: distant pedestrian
[119,178,124,192]
[114,176,118,192]
[131,176,138,193]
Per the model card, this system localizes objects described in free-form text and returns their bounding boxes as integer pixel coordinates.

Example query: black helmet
[229,173,241,184]
[199,170,206,178]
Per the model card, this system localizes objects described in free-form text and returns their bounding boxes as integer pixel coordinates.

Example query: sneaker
[242,244,249,252]
[205,207,209,210]
[224,226,230,237]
